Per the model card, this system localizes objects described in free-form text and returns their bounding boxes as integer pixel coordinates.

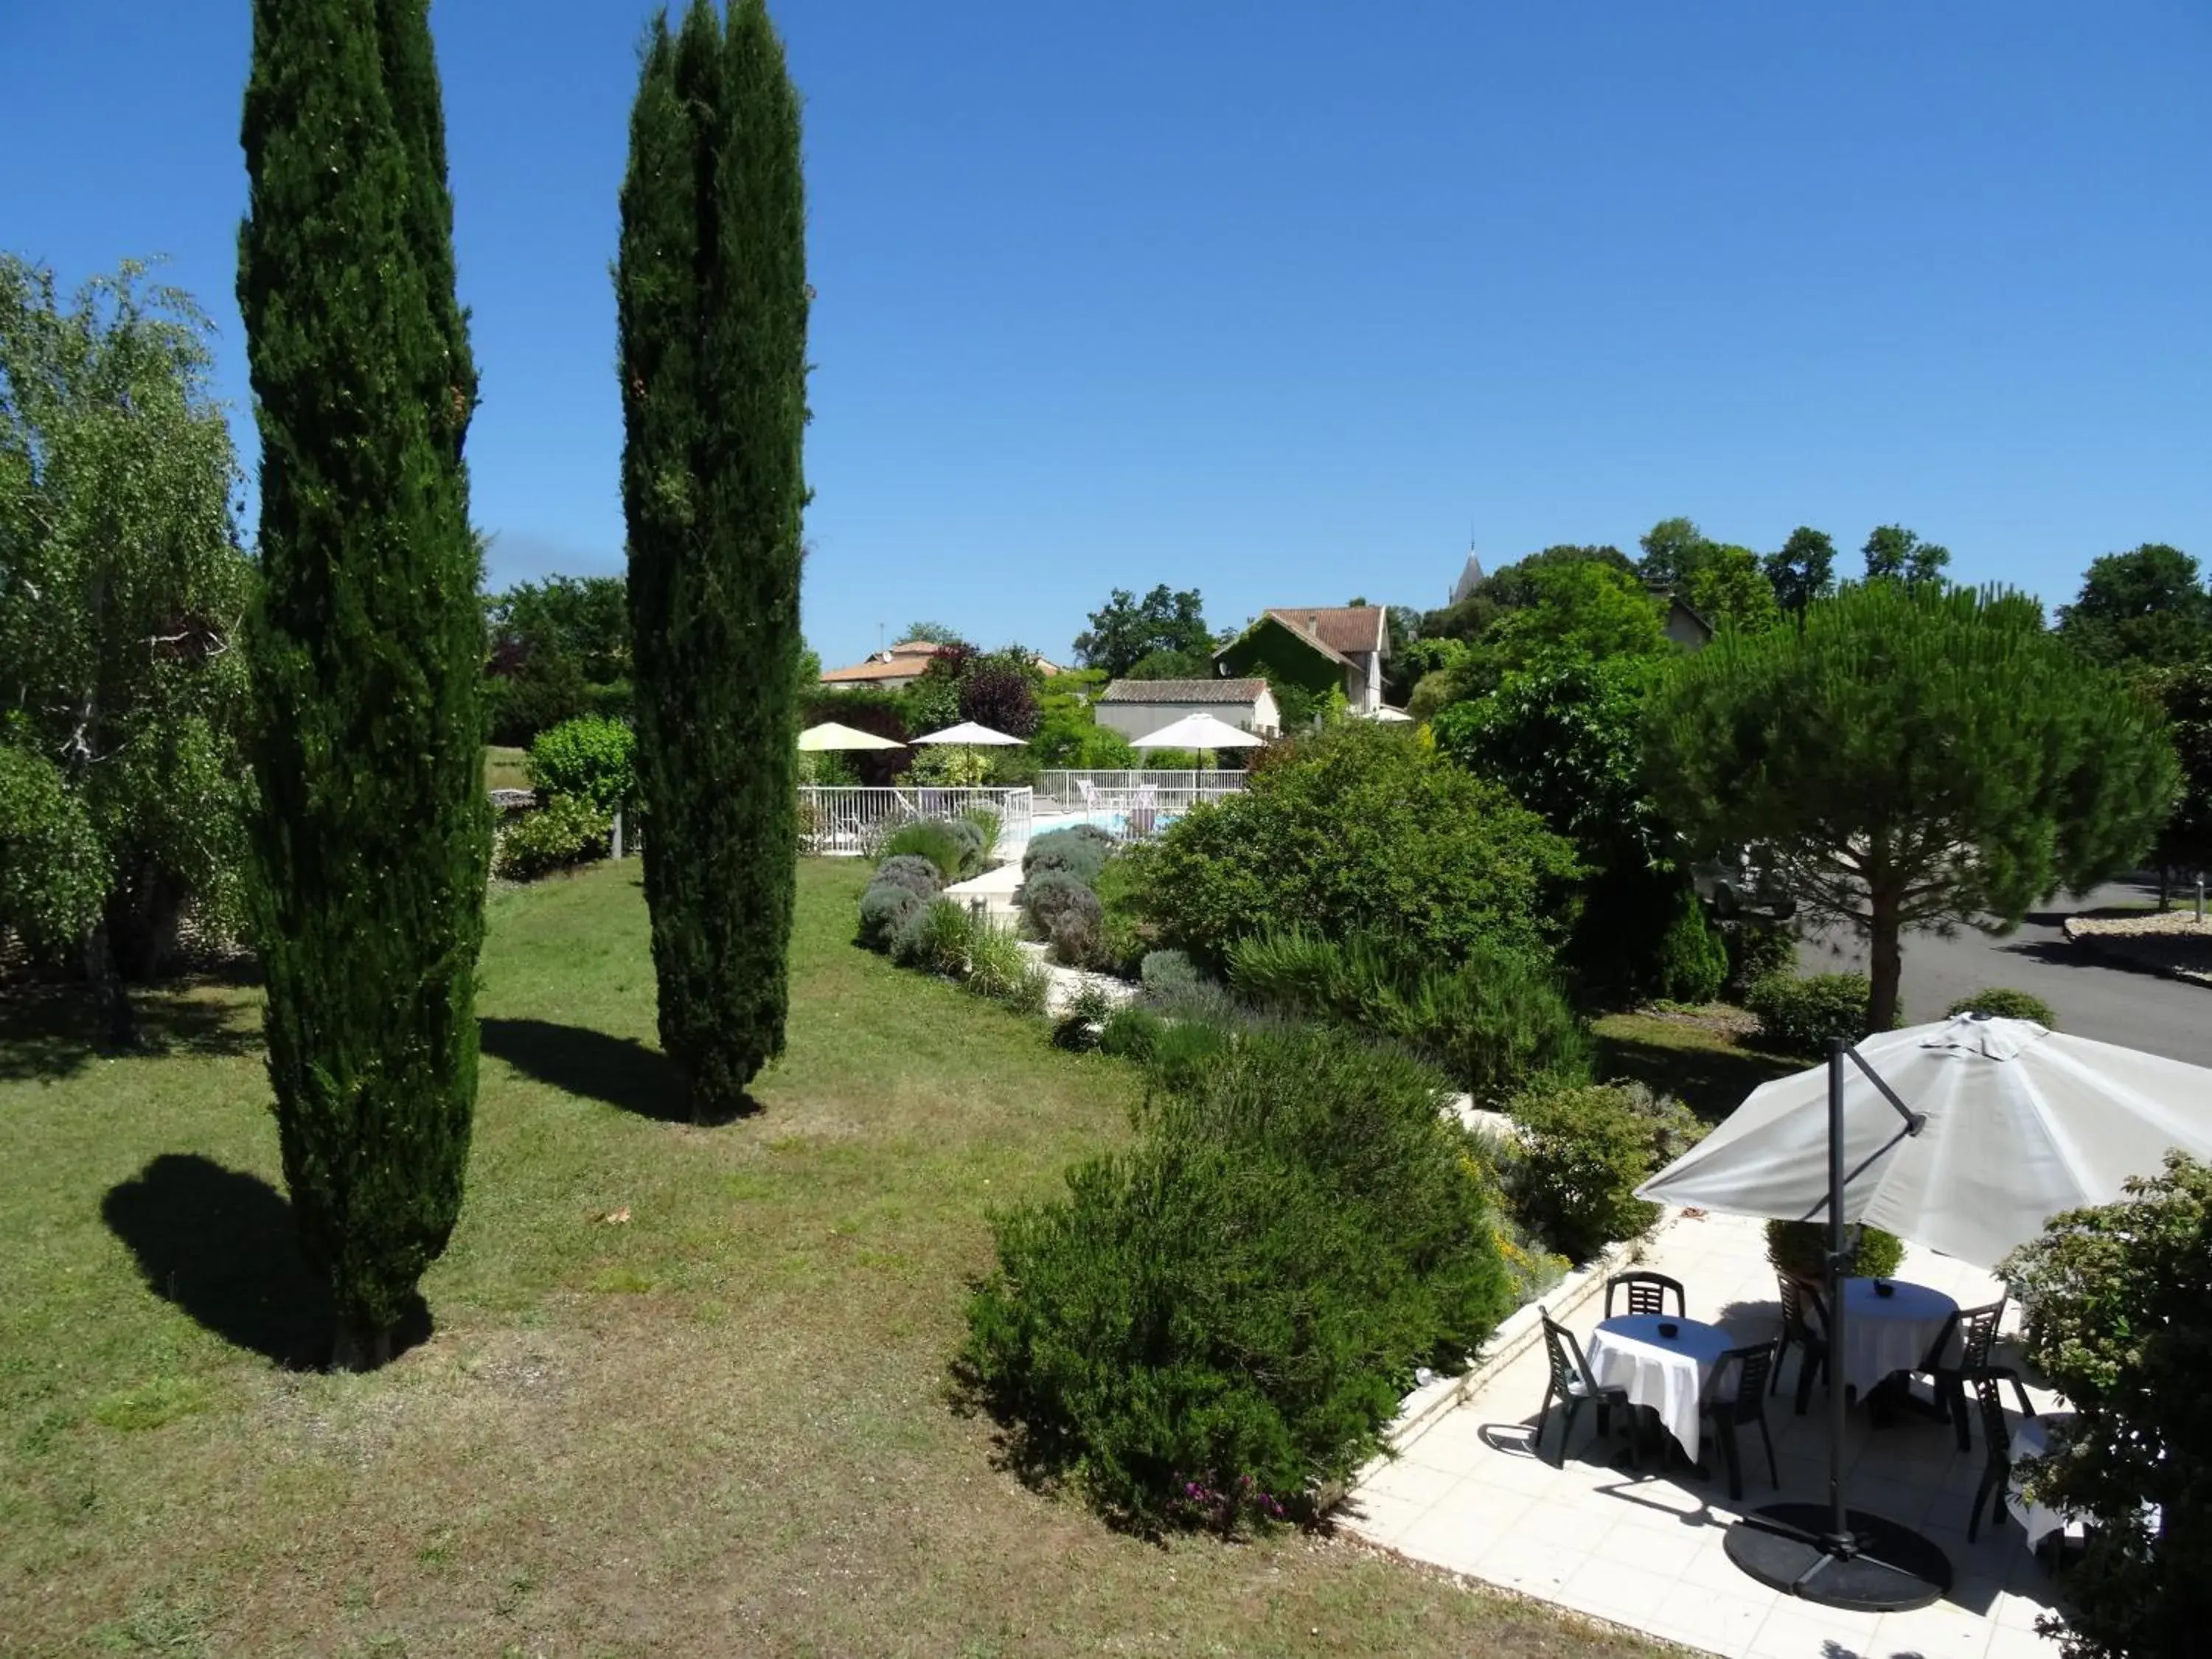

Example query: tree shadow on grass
[478,1016,733,1123]
[100,1153,427,1369]
[1594,1028,1801,1123]
[0,976,262,1084]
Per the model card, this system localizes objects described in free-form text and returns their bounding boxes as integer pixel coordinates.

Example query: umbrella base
[1724,1503,1952,1613]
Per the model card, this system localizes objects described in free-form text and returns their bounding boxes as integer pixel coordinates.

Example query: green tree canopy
[1635,517,1708,591]
[2004,1152,2212,1659]
[1680,541,1781,633]
[1463,560,1669,694]
[2143,662,2212,881]
[1861,524,1950,585]
[1644,582,2175,1032]
[1762,526,1838,615]
[1474,543,1634,613]
[619,0,810,1121]
[488,573,630,684]
[900,619,964,645]
[240,0,490,1366]
[1072,584,1211,678]
[2056,543,2211,670]
[0,255,254,1023]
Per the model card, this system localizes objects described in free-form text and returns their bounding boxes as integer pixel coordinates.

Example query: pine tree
[238,0,489,1368]
[618,0,809,1121]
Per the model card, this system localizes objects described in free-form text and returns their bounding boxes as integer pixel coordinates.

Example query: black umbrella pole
[1827,1037,1849,1543]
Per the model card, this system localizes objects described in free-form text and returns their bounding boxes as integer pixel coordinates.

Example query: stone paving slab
[1346,1210,2070,1659]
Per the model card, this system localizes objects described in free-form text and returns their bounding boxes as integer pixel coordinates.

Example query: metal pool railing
[1035,770,1248,811]
[796,785,1034,860]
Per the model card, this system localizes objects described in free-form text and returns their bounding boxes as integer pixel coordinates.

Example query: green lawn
[483,745,531,793]
[1592,1009,1801,1121]
[1,860,1663,1658]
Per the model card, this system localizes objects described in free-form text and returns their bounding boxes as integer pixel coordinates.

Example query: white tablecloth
[1584,1315,1737,1463]
[1831,1277,1958,1395]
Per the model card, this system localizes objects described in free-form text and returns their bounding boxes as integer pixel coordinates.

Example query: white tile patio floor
[1343,1211,2070,1659]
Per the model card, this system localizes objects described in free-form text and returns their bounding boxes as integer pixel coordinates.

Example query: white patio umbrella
[1638,1014,2212,1270]
[798,721,903,751]
[910,720,1026,746]
[1130,712,1267,762]
[1636,1014,2212,1611]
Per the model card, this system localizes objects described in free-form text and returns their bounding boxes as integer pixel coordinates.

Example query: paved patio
[1343,1211,2069,1659]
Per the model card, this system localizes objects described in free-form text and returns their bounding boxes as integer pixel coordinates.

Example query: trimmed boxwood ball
[858,881,928,952]
[872,854,944,899]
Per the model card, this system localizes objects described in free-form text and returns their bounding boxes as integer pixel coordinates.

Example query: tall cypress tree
[618,0,809,1122]
[238,0,489,1369]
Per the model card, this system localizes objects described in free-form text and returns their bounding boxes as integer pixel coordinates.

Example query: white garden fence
[797,785,1034,860]
[1036,770,1248,812]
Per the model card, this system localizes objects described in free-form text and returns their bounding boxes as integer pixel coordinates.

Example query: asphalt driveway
[1797,877,2212,1068]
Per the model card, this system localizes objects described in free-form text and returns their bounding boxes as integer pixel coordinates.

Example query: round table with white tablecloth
[1583,1314,1739,1464]
[1828,1277,1958,1396]
[2008,1413,2072,1549]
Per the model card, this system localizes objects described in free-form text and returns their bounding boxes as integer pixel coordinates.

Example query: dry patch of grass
[1,860,1666,1658]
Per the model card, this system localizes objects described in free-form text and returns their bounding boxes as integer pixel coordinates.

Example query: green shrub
[1098,1004,1166,1062]
[894,897,973,974]
[493,796,611,881]
[871,853,944,899]
[961,806,1003,862]
[961,1026,1515,1531]
[1765,1218,1905,1284]
[1140,949,1201,997]
[1944,987,2056,1026]
[1228,930,1590,1103]
[1653,889,1728,1004]
[1147,1018,1234,1094]
[1023,825,1113,881]
[1001,960,1054,1017]
[880,819,974,881]
[858,881,928,952]
[965,920,1029,1001]
[1049,905,1108,971]
[1721,920,1798,1000]
[1023,869,1100,938]
[1052,983,1116,1051]
[1142,723,1580,970]
[524,714,636,816]
[1503,1082,1666,1261]
[1099,911,1146,978]
[1746,972,1892,1057]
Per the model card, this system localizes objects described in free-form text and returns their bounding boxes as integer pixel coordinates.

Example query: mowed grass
[1,860,1664,1659]
[483,745,532,793]
[1591,1009,1801,1121]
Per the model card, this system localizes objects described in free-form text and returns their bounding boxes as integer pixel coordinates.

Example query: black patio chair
[1700,1340,1781,1502]
[1774,1273,1832,1416]
[1919,1298,2008,1452]
[1964,1363,2038,1542]
[1604,1270,1686,1319]
[1535,1310,1630,1469]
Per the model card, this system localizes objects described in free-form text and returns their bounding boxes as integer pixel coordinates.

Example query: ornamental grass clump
[961,1026,1515,1532]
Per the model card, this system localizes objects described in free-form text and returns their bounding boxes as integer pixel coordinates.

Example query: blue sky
[6,1,2207,667]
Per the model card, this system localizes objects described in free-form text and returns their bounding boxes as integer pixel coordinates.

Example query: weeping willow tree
[238,0,488,1368]
[1644,581,2177,1034]
[616,0,809,1121]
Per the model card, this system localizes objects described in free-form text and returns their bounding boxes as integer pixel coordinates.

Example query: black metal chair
[1920,1298,2008,1452]
[1964,1364,2038,1541]
[1774,1273,1832,1416]
[1604,1270,1686,1319]
[1700,1340,1781,1501]
[1535,1310,1630,1468]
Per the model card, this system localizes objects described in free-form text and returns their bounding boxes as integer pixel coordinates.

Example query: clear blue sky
[6,1,2208,667]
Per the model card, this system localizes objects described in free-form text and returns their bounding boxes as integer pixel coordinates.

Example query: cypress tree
[618,0,809,1121]
[238,0,489,1368]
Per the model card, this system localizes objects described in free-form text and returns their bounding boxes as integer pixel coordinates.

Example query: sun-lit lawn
[0,860,1665,1658]
[1592,1006,1801,1121]
[483,744,532,792]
